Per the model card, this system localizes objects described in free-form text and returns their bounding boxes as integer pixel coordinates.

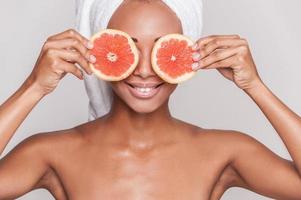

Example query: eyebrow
[131,36,161,43]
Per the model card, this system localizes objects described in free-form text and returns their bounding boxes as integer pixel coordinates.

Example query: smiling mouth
[125,82,165,98]
[126,82,164,89]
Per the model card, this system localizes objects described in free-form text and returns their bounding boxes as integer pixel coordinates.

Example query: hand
[191,35,262,90]
[26,29,96,96]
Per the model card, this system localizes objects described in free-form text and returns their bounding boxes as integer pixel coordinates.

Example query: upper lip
[125,81,164,88]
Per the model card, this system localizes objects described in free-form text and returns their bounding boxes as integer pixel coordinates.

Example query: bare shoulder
[194,127,271,165]
[23,128,82,149]
[195,128,271,189]
[13,123,90,164]
[3,129,74,160]
[196,128,262,150]
[18,117,110,160]
[0,126,88,198]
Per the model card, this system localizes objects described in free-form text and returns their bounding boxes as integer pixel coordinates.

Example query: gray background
[1,0,300,199]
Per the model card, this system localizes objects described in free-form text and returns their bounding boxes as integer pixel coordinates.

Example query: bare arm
[0,29,93,156]
[225,130,301,199]
[193,35,301,198]
[228,80,301,199]
[0,79,44,155]
[0,29,93,199]
[0,132,66,199]
[245,80,301,175]
[0,133,50,199]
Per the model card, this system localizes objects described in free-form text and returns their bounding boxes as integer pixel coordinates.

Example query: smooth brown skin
[1,0,301,199]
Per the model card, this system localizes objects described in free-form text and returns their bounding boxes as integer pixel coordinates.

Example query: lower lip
[126,83,163,99]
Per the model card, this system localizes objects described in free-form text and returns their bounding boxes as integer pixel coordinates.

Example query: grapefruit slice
[151,34,196,84]
[89,29,139,81]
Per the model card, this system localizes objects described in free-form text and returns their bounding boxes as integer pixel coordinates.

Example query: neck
[103,94,177,148]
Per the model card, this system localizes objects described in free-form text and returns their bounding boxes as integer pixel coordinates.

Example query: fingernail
[191,62,199,70]
[192,52,201,61]
[87,41,94,49]
[89,55,96,63]
[192,43,199,50]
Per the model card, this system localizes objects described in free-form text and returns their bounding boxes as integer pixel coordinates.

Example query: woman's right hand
[1,29,97,155]
[27,29,96,96]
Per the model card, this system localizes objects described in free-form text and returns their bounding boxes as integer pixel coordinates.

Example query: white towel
[75,0,204,121]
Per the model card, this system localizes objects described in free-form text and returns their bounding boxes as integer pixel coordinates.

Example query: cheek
[157,84,177,101]
[110,82,126,99]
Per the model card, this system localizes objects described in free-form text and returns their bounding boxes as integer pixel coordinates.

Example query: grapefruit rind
[151,33,196,84]
[89,29,139,81]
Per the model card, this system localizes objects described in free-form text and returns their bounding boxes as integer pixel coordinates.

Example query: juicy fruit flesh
[156,38,194,78]
[90,29,195,83]
[91,33,135,77]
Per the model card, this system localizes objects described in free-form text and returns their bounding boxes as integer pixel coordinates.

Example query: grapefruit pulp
[151,34,196,84]
[89,29,139,81]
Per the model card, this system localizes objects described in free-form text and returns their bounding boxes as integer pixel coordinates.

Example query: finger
[61,61,84,80]
[47,29,92,49]
[202,55,236,70]
[199,38,247,59]
[54,49,91,75]
[197,47,240,70]
[216,68,234,81]
[43,38,95,70]
[194,34,240,50]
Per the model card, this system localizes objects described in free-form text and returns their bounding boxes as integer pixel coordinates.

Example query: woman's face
[107,0,183,113]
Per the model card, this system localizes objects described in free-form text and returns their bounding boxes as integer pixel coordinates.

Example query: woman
[1,0,301,199]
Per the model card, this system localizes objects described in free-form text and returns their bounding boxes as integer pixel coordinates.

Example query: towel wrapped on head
[75,0,204,121]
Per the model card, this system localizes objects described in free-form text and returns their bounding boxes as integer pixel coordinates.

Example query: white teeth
[135,87,154,93]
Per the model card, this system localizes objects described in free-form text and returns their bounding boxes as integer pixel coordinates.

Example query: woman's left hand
[191,35,262,90]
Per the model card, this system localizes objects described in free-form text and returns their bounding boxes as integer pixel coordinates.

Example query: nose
[133,48,157,78]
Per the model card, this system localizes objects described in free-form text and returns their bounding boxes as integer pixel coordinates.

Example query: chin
[125,98,167,114]
[110,80,177,114]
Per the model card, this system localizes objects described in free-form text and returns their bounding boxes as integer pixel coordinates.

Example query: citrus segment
[89,29,139,81]
[151,34,196,84]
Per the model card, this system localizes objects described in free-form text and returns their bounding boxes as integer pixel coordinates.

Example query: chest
[53,142,227,200]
